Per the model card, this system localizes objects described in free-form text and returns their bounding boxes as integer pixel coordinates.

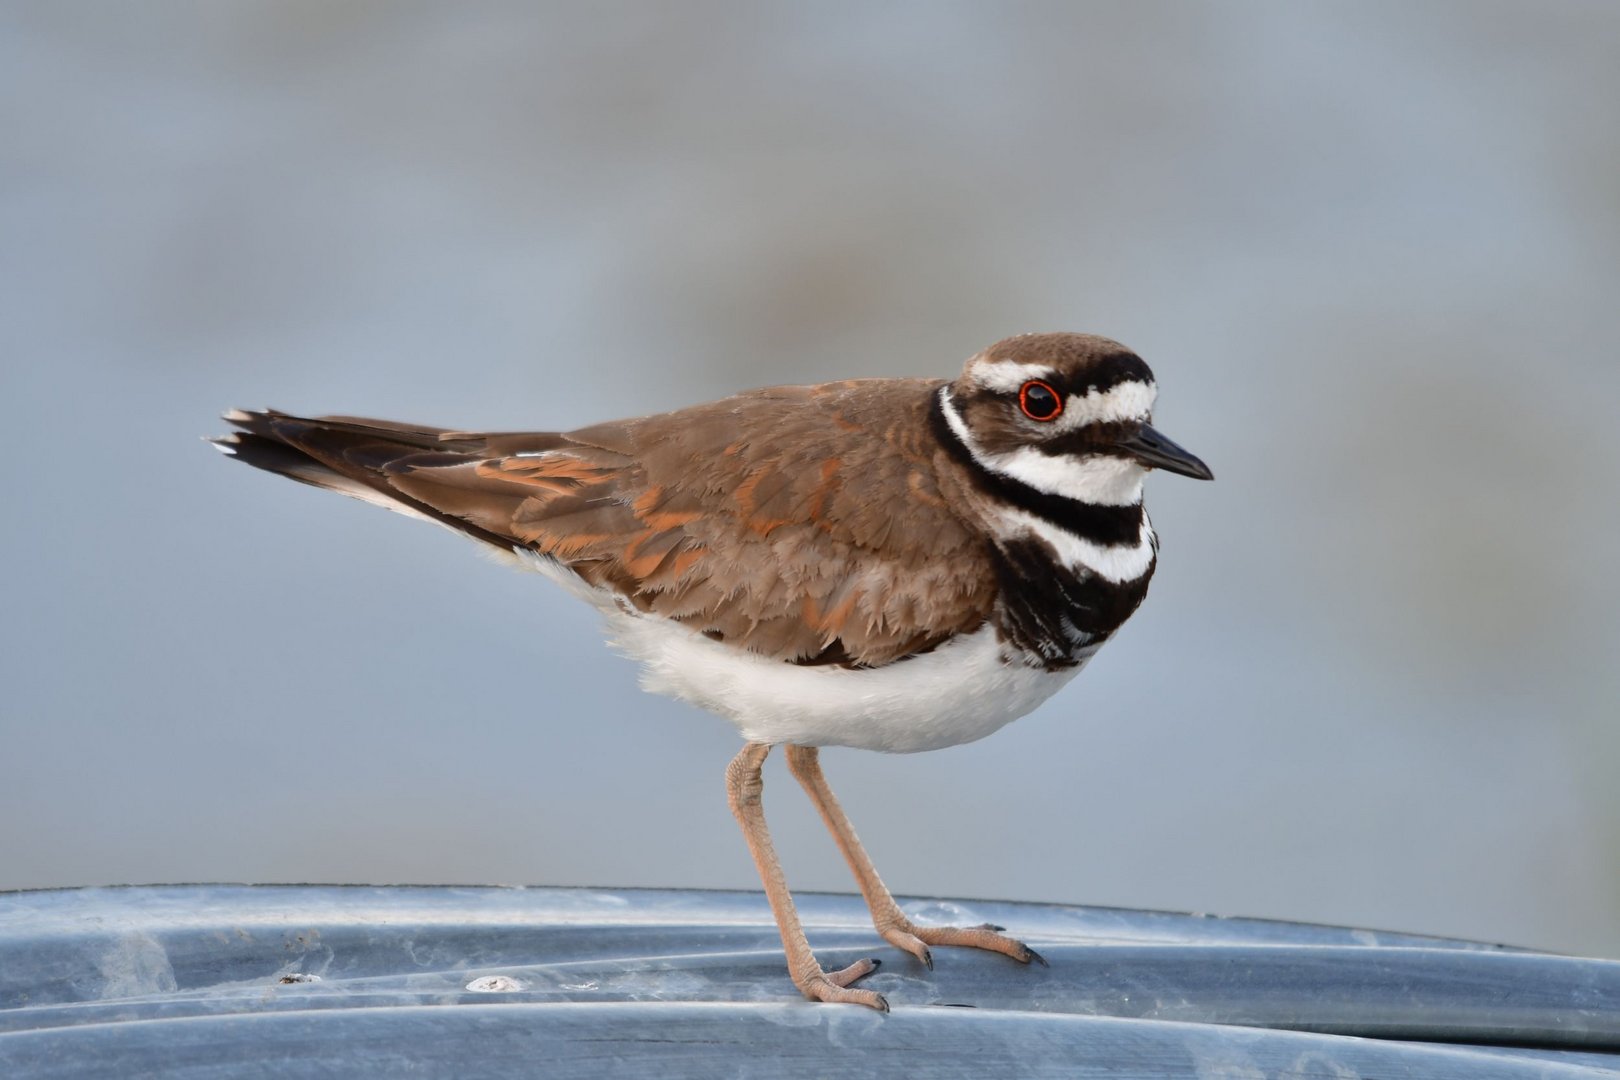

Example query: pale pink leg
[726,742,888,1011]
[784,744,1045,970]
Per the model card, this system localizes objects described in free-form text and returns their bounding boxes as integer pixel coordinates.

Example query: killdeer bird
[212,332,1211,1012]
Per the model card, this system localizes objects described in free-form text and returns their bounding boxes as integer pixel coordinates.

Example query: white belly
[510,548,1098,753]
[608,611,1097,753]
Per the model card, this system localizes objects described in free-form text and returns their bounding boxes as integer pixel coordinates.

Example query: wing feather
[218,381,993,667]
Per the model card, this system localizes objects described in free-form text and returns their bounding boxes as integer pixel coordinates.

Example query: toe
[824,957,881,988]
[878,927,934,969]
[805,975,889,1012]
[907,922,1044,965]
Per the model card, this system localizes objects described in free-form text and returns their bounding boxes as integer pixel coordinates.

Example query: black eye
[1018,380,1062,421]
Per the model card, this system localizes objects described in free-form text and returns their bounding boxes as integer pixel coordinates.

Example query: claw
[1024,946,1048,967]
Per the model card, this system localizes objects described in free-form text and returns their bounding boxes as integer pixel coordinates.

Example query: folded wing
[215,381,993,667]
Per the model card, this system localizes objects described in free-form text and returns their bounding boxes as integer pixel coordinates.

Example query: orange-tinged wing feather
[220,381,994,667]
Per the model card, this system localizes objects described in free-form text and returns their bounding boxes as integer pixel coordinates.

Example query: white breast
[606,611,1098,754]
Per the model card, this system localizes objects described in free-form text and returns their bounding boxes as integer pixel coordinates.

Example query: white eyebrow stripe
[967,359,1055,393]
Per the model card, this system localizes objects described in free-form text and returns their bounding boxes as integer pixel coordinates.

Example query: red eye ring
[1018,380,1063,422]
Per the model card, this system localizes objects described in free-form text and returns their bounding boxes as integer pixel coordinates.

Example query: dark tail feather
[209,408,516,550]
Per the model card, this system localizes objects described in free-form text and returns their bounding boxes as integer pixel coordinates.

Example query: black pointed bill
[1120,424,1213,480]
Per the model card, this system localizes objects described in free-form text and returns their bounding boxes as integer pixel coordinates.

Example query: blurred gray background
[3,2,1618,958]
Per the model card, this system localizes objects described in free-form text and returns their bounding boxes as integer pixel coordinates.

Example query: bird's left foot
[876,920,1046,970]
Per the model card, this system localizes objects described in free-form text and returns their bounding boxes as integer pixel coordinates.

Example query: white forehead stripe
[1055,379,1157,430]
[966,359,1157,430]
[937,386,1146,507]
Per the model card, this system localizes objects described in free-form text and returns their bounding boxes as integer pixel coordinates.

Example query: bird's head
[941,333,1212,505]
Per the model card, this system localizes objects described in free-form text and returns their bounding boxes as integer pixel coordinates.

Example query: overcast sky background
[4,2,1618,960]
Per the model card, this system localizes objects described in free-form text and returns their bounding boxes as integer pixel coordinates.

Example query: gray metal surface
[3,885,1618,1077]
